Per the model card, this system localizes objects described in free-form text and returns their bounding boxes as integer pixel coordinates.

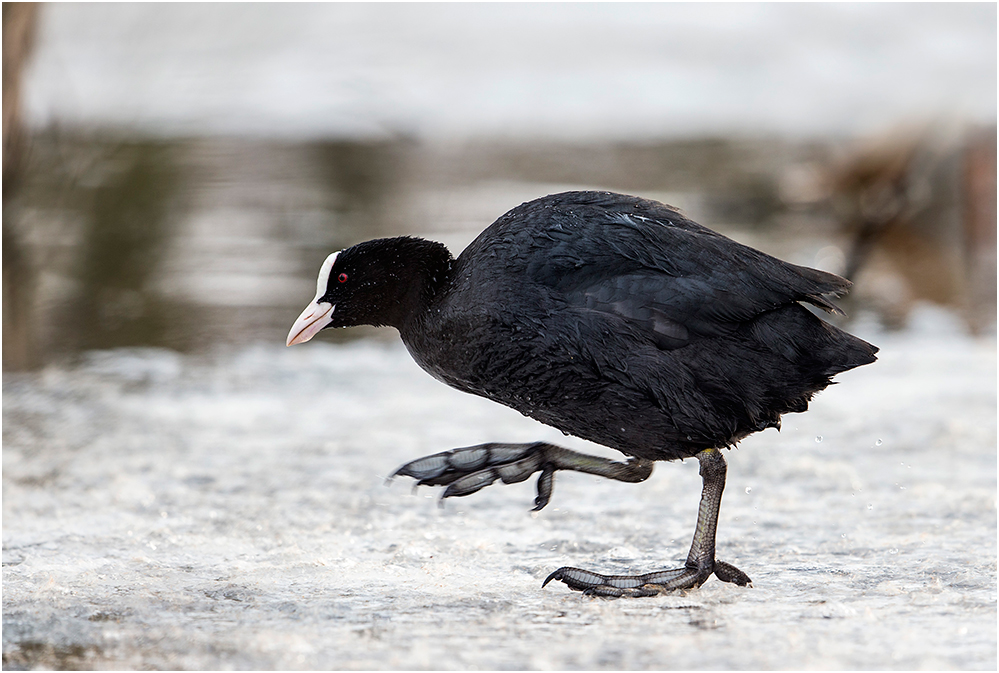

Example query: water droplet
[867,503,874,510]
[875,439,883,446]
[841,533,847,538]
[889,548,898,555]
[815,436,823,443]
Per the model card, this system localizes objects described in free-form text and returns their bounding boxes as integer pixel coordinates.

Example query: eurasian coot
[287,191,878,597]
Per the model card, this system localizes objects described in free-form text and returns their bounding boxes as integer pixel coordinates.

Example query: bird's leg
[389,442,653,511]
[543,448,752,597]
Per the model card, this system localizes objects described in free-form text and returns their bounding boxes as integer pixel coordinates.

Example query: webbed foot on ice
[543,560,751,597]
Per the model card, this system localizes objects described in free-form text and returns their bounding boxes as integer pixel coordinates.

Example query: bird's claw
[531,465,555,511]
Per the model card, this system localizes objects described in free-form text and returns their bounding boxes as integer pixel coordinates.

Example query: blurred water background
[3,4,997,670]
[3,3,996,367]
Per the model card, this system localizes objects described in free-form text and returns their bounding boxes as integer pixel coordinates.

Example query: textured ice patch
[3,323,996,669]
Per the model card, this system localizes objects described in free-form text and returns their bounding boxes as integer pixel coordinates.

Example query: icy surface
[3,322,996,669]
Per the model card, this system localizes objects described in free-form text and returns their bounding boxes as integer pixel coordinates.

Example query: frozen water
[3,320,996,669]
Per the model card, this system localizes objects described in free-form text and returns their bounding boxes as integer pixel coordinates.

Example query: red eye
[338,273,348,283]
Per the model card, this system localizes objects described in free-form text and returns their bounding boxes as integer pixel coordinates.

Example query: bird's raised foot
[388,442,555,510]
[389,442,653,512]
[543,561,751,597]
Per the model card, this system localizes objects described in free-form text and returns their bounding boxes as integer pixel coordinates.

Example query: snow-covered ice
[3,312,996,669]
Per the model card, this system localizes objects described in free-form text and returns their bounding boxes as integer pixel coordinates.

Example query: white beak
[286,301,334,346]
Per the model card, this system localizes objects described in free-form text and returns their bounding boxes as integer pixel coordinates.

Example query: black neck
[356,237,454,330]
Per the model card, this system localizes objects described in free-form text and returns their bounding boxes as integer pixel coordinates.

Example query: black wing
[517,192,850,350]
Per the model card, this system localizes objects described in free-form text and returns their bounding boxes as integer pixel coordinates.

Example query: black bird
[287,191,878,597]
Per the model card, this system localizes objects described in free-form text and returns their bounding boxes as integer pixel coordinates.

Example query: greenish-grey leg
[390,442,653,511]
[543,448,752,597]
[390,444,749,596]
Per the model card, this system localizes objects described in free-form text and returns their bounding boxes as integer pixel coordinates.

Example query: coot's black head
[287,236,453,346]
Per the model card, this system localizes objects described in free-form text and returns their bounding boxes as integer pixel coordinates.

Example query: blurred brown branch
[831,124,997,332]
[4,2,39,370]
[3,2,36,190]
